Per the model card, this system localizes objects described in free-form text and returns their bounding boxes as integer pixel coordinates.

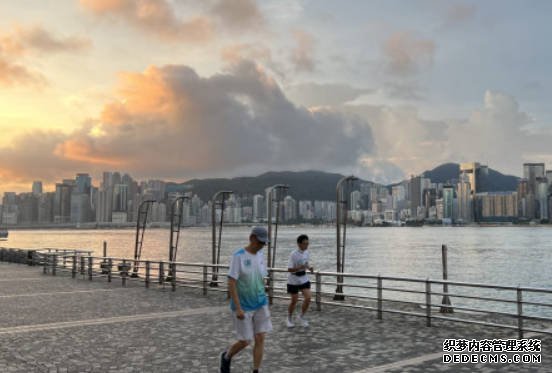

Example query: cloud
[382,32,435,77]
[378,31,436,101]
[444,3,476,27]
[346,103,449,177]
[80,0,214,42]
[285,82,372,107]
[0,25,91,55]
[0,130,84,182]
[0,24,90,88]
[211,0,264,30]
[346,90,552,179]
[0,61,375,183]
[290,29,315,72]
[0,55,46,87]
[446,90,550,174]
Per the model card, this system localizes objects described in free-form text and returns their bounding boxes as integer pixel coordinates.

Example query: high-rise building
[54,182,73,223]
[436,198,444,220]
[477,192,518,221]
[191,194,201,217]
[38,192,55,224]
[460,163,487,194]
[96,189,112,223]
[408,176,422,217]
[537,178,549,220]
[457,174,472,222]
[252,194,265,222]
[423,188,437,218]
[75,173,92,194]
[392,185,406,209]
[350,190,361,211]
[32,181,43,196]
[298,200,314,220]
[517,179,529,218]
[17,193,38,224]
[442,185,454,220]
[523,163,545,219]
[70,193,91,223]
[113,184,129,212]
[459,162,488,221]
[284,195,297,221]
[523,163,545,195]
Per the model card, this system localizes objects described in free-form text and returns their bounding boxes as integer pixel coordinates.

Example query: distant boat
[0,230,7,239]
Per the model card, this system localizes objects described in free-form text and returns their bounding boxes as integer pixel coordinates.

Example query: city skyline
[2,160,551,227]
[3,1,552,195]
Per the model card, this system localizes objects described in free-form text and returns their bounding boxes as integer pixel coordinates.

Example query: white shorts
[232,305,273,341]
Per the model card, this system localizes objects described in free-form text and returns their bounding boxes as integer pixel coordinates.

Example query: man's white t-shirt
[287,249,310,286]
[227,248,268,311]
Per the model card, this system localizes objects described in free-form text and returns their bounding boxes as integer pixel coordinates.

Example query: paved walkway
[0,262,549,372]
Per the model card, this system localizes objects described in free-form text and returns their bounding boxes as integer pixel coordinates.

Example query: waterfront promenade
[0,261,549,372]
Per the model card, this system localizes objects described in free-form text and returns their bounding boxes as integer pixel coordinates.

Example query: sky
[1,0,552,194]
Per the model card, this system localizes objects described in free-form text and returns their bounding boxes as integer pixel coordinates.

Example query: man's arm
[287,264,307,272]
[228,277,244,319]
[287,252,306,272]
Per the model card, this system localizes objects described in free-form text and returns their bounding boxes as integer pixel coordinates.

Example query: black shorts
[287,281,311,294]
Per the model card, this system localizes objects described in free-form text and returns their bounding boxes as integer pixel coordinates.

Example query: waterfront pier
[0,248,549,372]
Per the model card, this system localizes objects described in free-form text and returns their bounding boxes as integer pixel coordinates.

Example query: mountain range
[166,163,519,201]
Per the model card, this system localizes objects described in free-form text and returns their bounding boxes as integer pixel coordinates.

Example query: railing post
[377,275,383,320]
[316,271,322,311]
[158,262,164,285]
[88,256,93,281]
[122,259,127,287]
[107,258,112,283]
[80,256,85,276]
[425,279,431,327]
[63,253,67,269]
[71,254,77,278]
[171,263,176,291]
[203,264,208,295]
[440,244,454,313]
[517,287,523,339]
[43,254,48,274]
[268,269,274,305]
[52,254,57,276]
[145,261,151,288]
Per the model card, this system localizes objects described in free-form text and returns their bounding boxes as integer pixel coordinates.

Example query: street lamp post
[334,175,357,300]
[210,190,233,287]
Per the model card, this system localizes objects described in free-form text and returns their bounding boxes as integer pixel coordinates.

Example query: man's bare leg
[288,293,299,317]
[253,333,265,370]
[301,288,312,316]
[227,339,249,359]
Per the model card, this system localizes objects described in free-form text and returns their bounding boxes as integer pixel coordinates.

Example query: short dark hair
[297,234,309,244]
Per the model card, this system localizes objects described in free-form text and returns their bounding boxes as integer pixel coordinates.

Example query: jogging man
[286,234,313,328]
[220,226,272,373]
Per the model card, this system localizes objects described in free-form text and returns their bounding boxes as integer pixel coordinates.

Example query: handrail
[3,248,552,339]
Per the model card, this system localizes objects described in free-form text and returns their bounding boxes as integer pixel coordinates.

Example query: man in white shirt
[286,234,313,328]
[220,226,272,373]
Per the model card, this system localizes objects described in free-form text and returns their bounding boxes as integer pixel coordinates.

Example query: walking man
[220,226,272,373]
[286,234,313,328]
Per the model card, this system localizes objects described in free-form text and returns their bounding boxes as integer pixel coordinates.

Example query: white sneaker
[296,314,309,327]
[286,317,295,328]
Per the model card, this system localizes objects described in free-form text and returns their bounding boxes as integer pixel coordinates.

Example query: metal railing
[4,248,552,339]
[0,247,92,266]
